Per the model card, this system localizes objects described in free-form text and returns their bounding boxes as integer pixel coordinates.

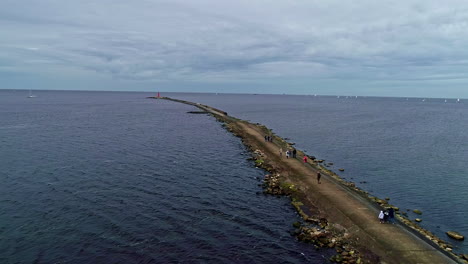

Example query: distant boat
[422,99,425,102]
[337,96,340,98]
[444,99,447,103]
[27,89,36,98]
[457,98,460,102]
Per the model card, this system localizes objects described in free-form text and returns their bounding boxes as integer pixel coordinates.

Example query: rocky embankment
[151,96,466,264]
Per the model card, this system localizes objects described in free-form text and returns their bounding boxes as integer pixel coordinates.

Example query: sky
[1,0,468,98]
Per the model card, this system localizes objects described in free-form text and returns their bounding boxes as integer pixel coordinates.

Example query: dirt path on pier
[155,96,462,263]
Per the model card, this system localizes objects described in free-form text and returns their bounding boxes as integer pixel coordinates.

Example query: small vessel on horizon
[27,89,36,98]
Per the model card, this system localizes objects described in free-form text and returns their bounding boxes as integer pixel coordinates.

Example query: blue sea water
[172,92,468,254]
[0,90,332,263]
[1,90,467,263]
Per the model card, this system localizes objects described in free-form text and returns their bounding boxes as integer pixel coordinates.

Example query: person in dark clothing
[292,149,297,158]
[317,172,321,184]
[383,210,389,223]
[388,208,395,224]
[264,135,268,142]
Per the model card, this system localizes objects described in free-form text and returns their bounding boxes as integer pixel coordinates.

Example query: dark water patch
[0,90,330,263]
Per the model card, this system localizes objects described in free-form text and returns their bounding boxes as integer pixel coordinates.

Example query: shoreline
[150,96,465,263]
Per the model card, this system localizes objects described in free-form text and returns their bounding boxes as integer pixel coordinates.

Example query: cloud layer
[2,0,468,96]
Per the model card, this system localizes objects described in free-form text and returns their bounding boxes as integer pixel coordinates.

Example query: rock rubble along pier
[149,96,465,264]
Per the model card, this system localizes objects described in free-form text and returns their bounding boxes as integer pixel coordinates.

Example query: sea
[0,90,466,263]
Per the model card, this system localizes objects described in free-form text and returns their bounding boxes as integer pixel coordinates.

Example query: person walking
[378,210,385,223]
[303,156,308,163]
[292,149,297,158]
[388,208,395,224]
[384,210,389,223]
[316,171,321,184]
[286,150,290,159]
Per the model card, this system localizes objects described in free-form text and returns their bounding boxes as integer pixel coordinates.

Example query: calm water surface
[0,90,332,263]
[173,92,468,254]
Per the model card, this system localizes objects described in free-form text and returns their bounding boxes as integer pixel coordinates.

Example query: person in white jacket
[378,210,385,224]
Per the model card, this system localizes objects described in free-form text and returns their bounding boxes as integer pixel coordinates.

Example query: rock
[446,231,464,240]
[461,254,468,260]
[292,221,301,228]
[339,168,345,171]
[413,209,422,215]
[385,197,390,200]
[374,198,388,205]
[415,218,422,222]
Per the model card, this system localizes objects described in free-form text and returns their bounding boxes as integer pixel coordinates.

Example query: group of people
[279,148,297,159]
[378,208,395,224]
[269,137,324,185]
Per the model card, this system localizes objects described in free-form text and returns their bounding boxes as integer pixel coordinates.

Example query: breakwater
[150,96,466,263]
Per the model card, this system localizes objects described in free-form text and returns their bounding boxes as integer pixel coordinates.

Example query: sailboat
[27,89,36,98]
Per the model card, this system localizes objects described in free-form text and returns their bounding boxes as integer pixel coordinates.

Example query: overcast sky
[2,0,468,97]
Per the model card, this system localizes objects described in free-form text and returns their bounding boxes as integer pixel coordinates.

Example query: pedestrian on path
[317,171,321,184]
[286,150,291,159]
[292,149,297,158]
[388,208,395,224]
[303,156,308,163]
[384,210,389,223]
[378,210,385,223]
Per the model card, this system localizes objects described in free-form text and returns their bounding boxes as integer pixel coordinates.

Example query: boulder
[415,218,422,222]
[446,231,464,240]
[413,209,423,215]
[461,254,468,260]
[339,168,345,171]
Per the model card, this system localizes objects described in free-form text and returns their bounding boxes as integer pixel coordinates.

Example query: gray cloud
[2,0,468,95]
